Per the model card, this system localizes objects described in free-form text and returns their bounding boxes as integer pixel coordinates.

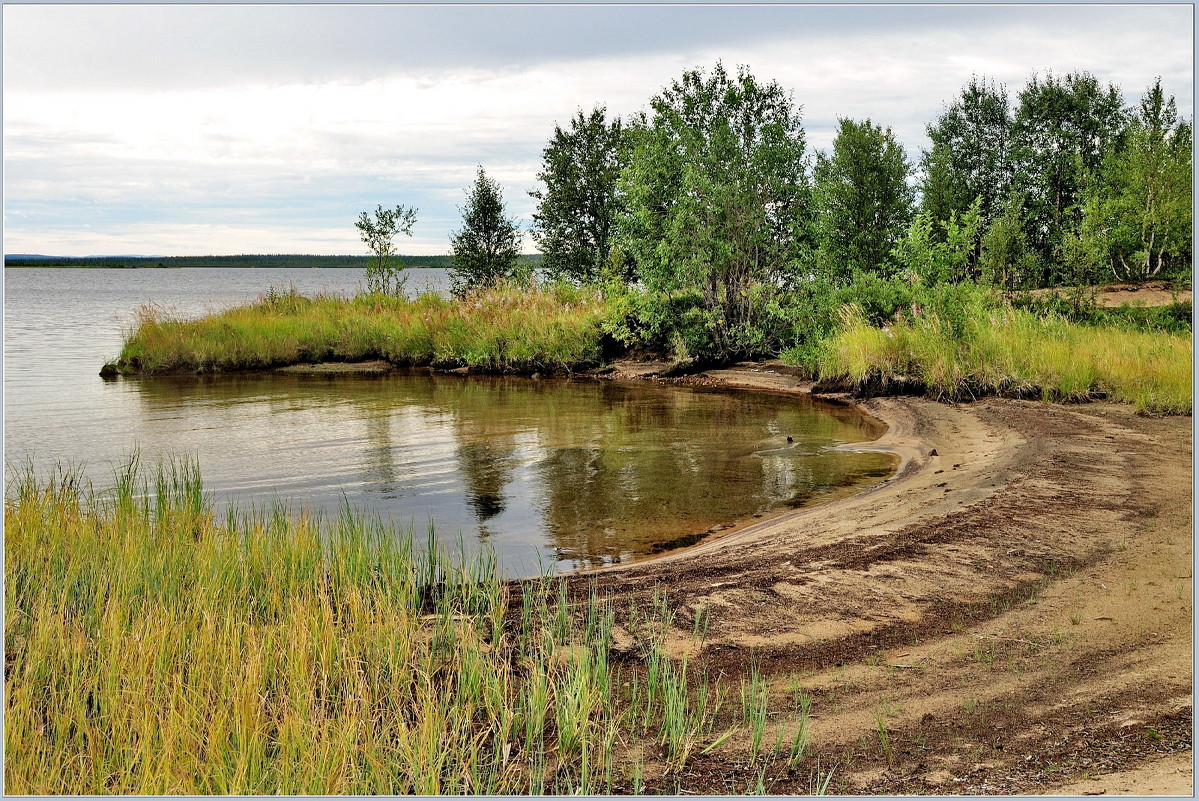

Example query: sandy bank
[1032,281,1192,309]
[577,362,1191,796]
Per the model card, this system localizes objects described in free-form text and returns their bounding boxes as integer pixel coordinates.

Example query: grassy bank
[4,459,823,795]
[111,282,608,375]
[107,277,1190,415]
[814,302,1192,415]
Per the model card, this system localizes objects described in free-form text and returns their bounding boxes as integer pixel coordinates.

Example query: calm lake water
[4,267,896,576]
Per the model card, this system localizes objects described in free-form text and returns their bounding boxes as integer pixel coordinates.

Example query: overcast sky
[4,4,1193,257]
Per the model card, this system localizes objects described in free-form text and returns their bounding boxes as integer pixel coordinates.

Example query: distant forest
[4,254,543,269]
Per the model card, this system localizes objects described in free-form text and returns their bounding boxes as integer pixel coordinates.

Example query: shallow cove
[5,267,894,578]
[86,370,893,576]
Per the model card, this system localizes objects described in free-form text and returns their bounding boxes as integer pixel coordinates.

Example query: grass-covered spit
[107,278,1190,416]
[110,282,609,375]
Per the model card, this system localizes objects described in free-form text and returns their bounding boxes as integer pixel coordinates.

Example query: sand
[1032,281,1192,309]
[577,362,1192,796]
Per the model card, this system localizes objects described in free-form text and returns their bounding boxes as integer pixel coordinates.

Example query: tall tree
[978,191,1034,291]
[448,166,522,298]
[615,62,813,360]
[813,118,914,279]
[920,75,1013,230]
[530,106,629,284]
[1010,70,1127,283]
[1079,78,1192,282]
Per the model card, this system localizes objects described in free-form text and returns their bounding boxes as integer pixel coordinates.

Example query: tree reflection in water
[126,371,895,575]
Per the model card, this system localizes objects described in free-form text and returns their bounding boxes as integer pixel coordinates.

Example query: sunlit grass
[111,281,611,375]
[4,457,758,795]
[113,278,1190,416]
[817,304,1192,415]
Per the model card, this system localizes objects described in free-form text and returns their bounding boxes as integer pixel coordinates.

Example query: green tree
[1010,71,1127,284]
[1079,78,1192,282]
[448,166,522,298]
[356,204,417,296]
[979,192,1034,292]
[530,105,630,284]
[892,196,983,284]
[920,75,1013,230]
[615,62,813,361]
[813,118,914,279]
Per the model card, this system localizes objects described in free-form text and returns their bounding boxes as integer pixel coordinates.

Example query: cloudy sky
[4,4,1193,257]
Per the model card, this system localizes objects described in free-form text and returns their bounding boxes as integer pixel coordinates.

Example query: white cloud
[3,4,1192,256]
[13,223,361,257]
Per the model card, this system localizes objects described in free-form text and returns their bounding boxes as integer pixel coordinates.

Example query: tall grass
[817,303,1192,414]
[113,278,1190,416]
[5,458,759,795]
[112,281,611,375]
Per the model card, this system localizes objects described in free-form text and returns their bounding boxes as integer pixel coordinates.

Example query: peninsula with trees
[107,65,1190,416]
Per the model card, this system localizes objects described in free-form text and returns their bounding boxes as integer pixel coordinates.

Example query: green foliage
[892,197,984,284]
[1091,302,1192,335]
[920,76,1013,229]
[1013,289,1192,335]
[777,273,989,370]
[355,204,418,296]
[531,106,630,284]
[615,61,813,362]
[1010,71,1127,284]
[449,167,522,298]
[1079,79,1193,282]
[813,118,914,279]
[979,192,1036,291]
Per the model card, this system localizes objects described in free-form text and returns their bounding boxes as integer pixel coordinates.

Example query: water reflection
[457,439,519,523]
[6,267,897,577]
[364,410,403,501]
[116,371,895,576]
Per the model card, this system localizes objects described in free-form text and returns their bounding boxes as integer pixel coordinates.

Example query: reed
[5,457,760,794]
[788,692,813,769]
[740,662,770,760]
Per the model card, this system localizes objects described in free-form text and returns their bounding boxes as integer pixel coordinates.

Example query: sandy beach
[578,362,1192,795]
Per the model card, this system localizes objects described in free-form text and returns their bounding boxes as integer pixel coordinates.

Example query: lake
[3,267,896,576]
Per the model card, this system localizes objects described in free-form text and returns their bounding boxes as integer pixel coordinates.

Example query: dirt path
[576,363,1192,796]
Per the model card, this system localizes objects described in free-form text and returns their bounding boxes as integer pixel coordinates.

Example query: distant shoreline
[4,254,541,270]
[4,263,183,269]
